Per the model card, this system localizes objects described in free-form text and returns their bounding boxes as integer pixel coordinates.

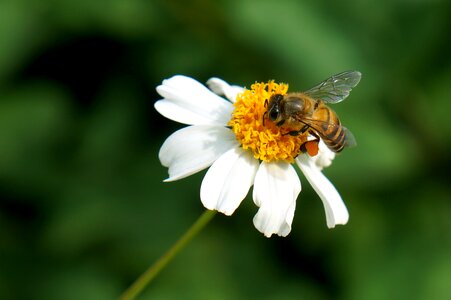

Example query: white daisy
[155,75,351,237]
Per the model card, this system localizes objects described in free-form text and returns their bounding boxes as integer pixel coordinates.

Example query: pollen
[228,81,308,163]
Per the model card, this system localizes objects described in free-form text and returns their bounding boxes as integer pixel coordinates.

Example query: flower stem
[119,210,217,300]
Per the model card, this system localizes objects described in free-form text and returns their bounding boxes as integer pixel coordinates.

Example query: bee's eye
[269,109,279,121]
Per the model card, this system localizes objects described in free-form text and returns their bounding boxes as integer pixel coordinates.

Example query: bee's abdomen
[317,106,346,153]
[324,126,346,152]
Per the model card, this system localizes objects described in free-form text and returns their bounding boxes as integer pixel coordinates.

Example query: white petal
[155,75,233,125]
[252,162,301,237]
[200,147,258,215]
[311,140,336,170]
[159,125,238,181]
[155,100,214,125]
[206,77,244,103]
[296,155,349,228]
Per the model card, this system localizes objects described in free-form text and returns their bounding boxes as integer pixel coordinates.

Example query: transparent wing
[304,71,361,103]
[343,127,357,148]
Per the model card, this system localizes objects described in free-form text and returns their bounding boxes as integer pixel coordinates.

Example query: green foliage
[0,0,450,299]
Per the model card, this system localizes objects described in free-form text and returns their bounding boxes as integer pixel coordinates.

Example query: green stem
[119,210,217,300]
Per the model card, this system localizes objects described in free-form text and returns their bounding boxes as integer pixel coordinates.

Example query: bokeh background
[1,0,450,299]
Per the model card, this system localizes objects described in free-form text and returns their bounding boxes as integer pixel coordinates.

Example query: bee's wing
[342,126,357,148]
[304,71,361,104]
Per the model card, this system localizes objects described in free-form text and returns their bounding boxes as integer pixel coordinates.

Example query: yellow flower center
[228,81,308,163]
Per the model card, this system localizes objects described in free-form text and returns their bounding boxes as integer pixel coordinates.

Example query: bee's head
[267,94,284,122]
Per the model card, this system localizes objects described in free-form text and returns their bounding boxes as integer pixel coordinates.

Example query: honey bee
[264,71,361,154]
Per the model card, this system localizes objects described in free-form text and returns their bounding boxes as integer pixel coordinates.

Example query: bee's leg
[308,130,320,140]
[283,125,309,136]
[276,120,285,127]
[300,125,310,133]
[284,130,300,136]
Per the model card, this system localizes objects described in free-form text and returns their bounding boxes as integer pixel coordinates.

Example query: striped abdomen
[310,102,346,152]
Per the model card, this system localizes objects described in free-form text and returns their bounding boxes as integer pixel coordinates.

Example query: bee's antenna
[262,99,270,126]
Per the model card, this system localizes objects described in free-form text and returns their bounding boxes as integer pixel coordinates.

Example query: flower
[155,75,349,237]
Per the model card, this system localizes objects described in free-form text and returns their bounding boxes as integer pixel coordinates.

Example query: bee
[264,71,361,154]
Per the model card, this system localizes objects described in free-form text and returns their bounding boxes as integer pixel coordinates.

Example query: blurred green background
[1,0,450,299]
